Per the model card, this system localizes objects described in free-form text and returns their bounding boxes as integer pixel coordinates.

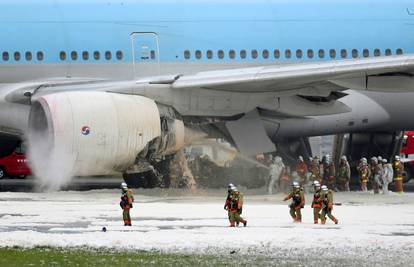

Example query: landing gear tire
[402,166,413,184]
[0,167,5,179]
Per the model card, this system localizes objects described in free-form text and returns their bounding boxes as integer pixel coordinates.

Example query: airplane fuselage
[1,0,414,139]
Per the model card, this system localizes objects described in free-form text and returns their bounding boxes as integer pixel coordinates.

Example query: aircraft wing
[170,55,414,93]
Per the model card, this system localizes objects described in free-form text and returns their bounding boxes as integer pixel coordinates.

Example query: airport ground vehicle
[0,144,31,179]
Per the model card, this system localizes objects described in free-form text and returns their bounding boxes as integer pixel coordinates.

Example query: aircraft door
[131,32,160,78]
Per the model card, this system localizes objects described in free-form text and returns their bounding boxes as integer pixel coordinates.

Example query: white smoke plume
[26,131,75,192]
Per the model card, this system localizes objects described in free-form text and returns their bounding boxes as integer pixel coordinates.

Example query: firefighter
[311,181,323,224]
[322,154,336,190]
[225,186,247,227]
[358,158,369,192]
[295,156,308,186]
[120,182,134,226]
[283,181,305,222]
[310,156,322,183]
[393,155,404,193]
[382,159,394,194]
[371,157,382,194]
[337,155,351,191]
[268,156,284,194]
[320,185,338,224]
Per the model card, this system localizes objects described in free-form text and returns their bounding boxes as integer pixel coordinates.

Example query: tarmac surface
[0,187,413,266]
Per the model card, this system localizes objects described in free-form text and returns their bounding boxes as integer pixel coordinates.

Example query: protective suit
[311,181,322,224]
[120,183,134,226]
[393,156,404,193]
[337,156,351,192]
[320,185,338,224]
[310,157,322,183]
[295,156,308,186]
[381,159,393,194]
[224,186,247,227]
[357,158,369,192]
[283,182,305,222]
[322,155,336,190]
[268,156,285,194]
[370,157,382,194]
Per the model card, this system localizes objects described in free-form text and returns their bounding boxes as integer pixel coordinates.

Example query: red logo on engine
[81,126,91,136]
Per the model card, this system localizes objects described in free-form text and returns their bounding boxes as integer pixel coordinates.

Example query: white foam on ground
[0,190,413,258]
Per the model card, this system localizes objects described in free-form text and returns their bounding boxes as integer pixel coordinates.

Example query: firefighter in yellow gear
[283,181,305,222]
[224,185,247,227]
[393,155,404,193]
[311,181,323,224]
[120,182,134,226]
[357,158,369,192]
[320,185,338,224]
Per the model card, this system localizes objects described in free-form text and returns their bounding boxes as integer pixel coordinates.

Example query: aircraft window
[296,49,303,59]
[150,50,156,60]
[396,48,403,55]
[374,49,381,57]
[229,50,236,59]
[385,49,392,56]
[207,50,213,59]
[93,51,100,60]
[240,50,247,59]
[14,52,21,61]
[105,51,112,60]
[262,49,269,59]
[195,50,202,59]
[37,51,44,61]
[218,50,224,59]
[318,49,325,58]
[329,49,336,59]
[363,49,369,57]
[340,49,347,58]
[116,50,123,60]
[71,51,78,60]
[274,49,280,59]
[25,52,32,61]
[82,51,89,61]
[184,50,190,59]
[285,49,292,59]
[352,49,358,58]
[2,52,9,61]
[59,51,66,61]
[307,49,314,59]
[251,50,258,59]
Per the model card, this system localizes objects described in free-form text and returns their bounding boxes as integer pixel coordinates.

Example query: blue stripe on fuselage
[0,0,413,65]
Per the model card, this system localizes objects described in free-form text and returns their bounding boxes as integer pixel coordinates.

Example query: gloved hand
[224,205,227,210]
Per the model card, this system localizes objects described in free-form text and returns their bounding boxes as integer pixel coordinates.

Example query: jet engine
[27,91,184,177]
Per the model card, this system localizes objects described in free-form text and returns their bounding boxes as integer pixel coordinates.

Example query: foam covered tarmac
[0,189,413,266]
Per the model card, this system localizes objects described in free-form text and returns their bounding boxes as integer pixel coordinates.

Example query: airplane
[1,0,414,183]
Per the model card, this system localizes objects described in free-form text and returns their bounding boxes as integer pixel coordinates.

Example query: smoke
[26,126,75,192]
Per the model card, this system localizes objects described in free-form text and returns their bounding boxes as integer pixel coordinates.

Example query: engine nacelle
[28,91,163,176]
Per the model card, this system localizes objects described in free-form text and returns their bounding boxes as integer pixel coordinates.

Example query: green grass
[0,247,244,267]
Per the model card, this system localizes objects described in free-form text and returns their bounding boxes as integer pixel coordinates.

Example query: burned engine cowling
[28,91,163,177]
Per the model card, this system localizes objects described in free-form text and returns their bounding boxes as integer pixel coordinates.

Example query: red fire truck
[400,131,414,183]
[0,143,31,179]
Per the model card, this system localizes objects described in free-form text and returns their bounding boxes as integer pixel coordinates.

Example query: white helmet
[395,155,401,161]
[382,159,387,163]
[231,186,238,192]
[371,157,378,164]
[321,185,328,191]
[341,155,347,161]
[292,181,300,188]
[275,156,282,163]
[299,156,304,162]
[121,182,128,189]
[312,180,321,187]
[378,156,383,161]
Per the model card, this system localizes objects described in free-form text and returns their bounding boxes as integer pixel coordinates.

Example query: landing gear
[0,167,5,179]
